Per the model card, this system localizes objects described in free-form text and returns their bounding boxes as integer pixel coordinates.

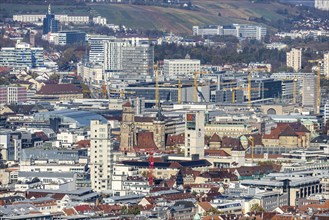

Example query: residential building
[315,0,329,11]
[90,120,113,192]
[87,35,114,64]
[0,41,44,69]
[43,4,59,34]
[302,74,317,112]
[185,111,205,158]
[287,48,302,72]
[324,52,329,78]
[103,40,127,71]
[0,86,27,104]
[163,59,200,76]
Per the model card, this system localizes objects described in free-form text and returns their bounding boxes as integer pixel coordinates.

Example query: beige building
[163,59,200,76]
[286,48,302,72]
[205,123,257,138]
[77,63,104,84]
[185,111,205,158]
[90,120,113,192]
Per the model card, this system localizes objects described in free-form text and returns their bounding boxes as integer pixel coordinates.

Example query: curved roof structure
[34,109,107,128]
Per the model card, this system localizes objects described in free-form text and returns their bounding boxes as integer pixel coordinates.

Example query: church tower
[153,106,166,150]
[120,102,136,152]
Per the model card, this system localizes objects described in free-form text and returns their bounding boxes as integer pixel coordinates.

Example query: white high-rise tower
[90,120,113,192]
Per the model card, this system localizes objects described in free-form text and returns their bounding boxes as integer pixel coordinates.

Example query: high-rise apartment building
[88,35,115,64]
[43,4,59,35]
[324,52,329,78]
[315,0,329,11]
[287,48,302,72]
[0,41,44,69]
[103,40,128,71]
[324,101,329,126]
[163,59,200,76]
[302,74,318,112]
[90,120,113,192]
[89,37,154,75]
[0,86,27,104]
[184,111,205,159]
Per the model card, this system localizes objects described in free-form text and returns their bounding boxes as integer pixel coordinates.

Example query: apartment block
[287,48,302,72]
[90,120,113,192]
[0,86,27,105]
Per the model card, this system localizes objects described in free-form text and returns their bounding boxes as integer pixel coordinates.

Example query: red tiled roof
[209,133,221,142]
[75,140,90,149]
[221,136,241,148]
[74,204,93,213]
[34,132,49,141]
[198,201,213,211]
[263,122,310,139]
[63,208,77,216]
[166,133,184,146]
[134,131,158,150]
[205,149,231,157]
[122,102,132,107]
[37,84,83,95]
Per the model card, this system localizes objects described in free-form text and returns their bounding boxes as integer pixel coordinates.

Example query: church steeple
[48,4,51,15]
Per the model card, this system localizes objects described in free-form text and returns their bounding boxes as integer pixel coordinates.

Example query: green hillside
[1,0,301,33]
[89,0,300,33]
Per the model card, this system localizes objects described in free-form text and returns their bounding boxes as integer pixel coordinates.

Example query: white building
[302,74,318,112]
[287,48,302,72]
[315,0,329,11]
[90,120,113,192]
[103,40,128,71]
[87,35,115,64]
[324,101,329,125]
[92,16,107,26]
[163,59,200,76]
[184,111,205,158]
[13,14,90,24]
[77,62,104,84]
[0,41,44,69]
[324,52,329,78]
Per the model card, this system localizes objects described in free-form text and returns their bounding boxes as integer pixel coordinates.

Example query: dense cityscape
[0,0,329,219]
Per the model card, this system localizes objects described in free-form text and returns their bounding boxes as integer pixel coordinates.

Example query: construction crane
[308,59,323,114]
[223,87,268,104]
[155,63,159,108]
[248,71,252,107]
[193,71,209,102]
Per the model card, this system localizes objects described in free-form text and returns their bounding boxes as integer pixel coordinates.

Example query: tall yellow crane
[193,71,209,102]
[308,59,323,114]
[248,71,252,107]
[155,63,159,108]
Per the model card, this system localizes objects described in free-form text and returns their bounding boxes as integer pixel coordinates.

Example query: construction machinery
[193,71,209,102]
[308,59,323,114]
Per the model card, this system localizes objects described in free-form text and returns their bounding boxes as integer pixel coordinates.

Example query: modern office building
[287,48,302,72]
[324,52,329,78]
[122,44,154,75]
[192,25,222,36]
[315,0,329,11]
[58,31,86,45]
[0,41,44,69]
[249,79,282,101]
[185,111,205,158]
[235,24,267,40]
[302,74,318,112]
[43,4,59,34]
[90,120,113,192]
[0,86,27,105]
[163,59,200,76]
